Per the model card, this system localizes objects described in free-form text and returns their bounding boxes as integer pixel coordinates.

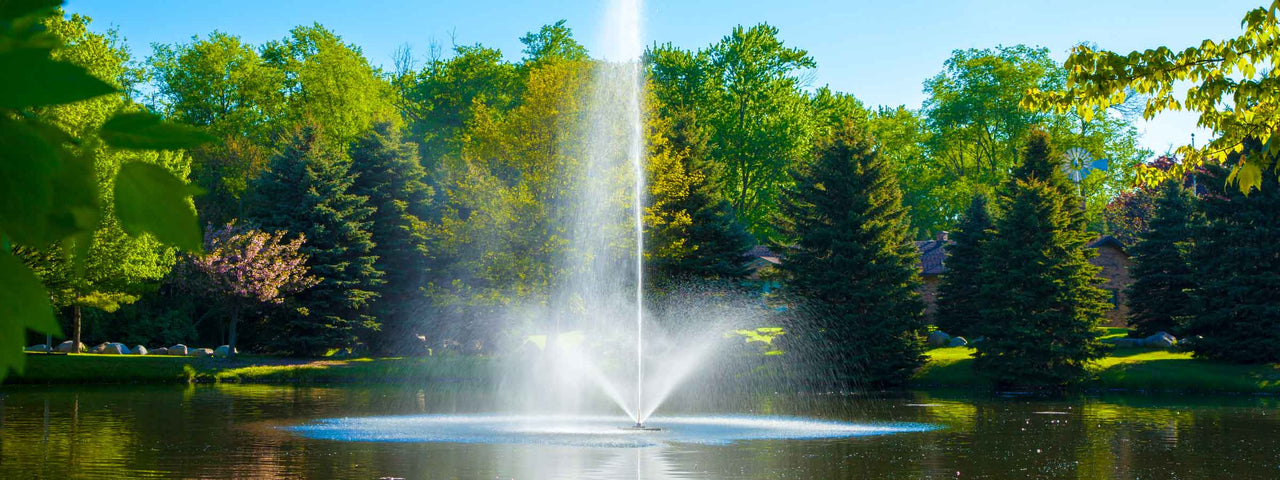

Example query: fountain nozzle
[618,421,661,431]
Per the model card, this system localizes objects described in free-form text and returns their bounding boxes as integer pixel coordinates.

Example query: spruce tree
[934,194,992,337]
[780,122,926,387]
[972,132,1110,386]
[1186,157,1280,363]
[1125,180,1198,337]
[247,126,382,354]
[348,123,434,353]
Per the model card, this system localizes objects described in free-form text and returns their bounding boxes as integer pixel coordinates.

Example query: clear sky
[68,0,1264,156]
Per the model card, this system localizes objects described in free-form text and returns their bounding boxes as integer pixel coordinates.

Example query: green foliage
[1186,158,1280,363]
[248,126,382,354]
[0,6,206,381]
[972,136,1111,387]
[1126,180,1198,336]
[934,194,991,337]
[779,122,926,387]
[1025,1,1280,192]
[706,24,817,241]
[261,24,401,148]
[114,162,203,251]
[347,123,435,353]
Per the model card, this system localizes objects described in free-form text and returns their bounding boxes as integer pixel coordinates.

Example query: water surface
[2,384,1278,479]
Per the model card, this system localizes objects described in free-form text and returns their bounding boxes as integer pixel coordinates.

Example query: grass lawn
[912,344,1280,393]
[9,353,492,385]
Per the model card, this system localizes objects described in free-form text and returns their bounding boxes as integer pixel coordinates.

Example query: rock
[151,347,168,356]
[213,345,237,358]
[132,345,148,355]
[927,330,952,347]
[55,341,85,353]
[101,343,131,355]
[1144,332,1176,348]
[948,336,968,347]
[188,348,213,357]
[166,344,189,356]
[25,344,49,353]
[89,343,108,354]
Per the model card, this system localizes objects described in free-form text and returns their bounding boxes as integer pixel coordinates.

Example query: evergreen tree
[779,122,926,387]
[247,126,382,354]
[348,123,434,353]
[973,134,1110,386]
[1186,157,1280,363]
[1125,180,1198,337]
[646,104,753,279]
[934,193,992,337]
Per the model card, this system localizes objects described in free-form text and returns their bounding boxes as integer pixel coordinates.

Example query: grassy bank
[911,346,1280,393]
[8,353,491,385]
[13,346,1280,395]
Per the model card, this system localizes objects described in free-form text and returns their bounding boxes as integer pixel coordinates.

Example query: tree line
[12,5,1278,387]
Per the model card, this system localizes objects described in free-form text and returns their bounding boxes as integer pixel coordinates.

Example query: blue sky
[68,0,1263,155]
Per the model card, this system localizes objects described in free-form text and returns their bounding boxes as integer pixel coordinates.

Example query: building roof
[1087,235,1128,255]
[744,245,781,266]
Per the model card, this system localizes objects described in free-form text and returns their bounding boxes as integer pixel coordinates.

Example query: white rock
[132,345,148,355]
[55,341,84,353]
[24,344,49,353]
[167,344,189,355]
[927,330,951,347]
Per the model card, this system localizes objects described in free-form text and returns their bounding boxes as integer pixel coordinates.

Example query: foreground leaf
[100,112,216,150]
[113,162,203,252]
[0,0,62,20]
[0,249,60,383]
[0,48,116,108]
[0,118,58,245]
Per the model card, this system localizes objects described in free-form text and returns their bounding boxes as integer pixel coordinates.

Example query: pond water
[2,384,1278,479]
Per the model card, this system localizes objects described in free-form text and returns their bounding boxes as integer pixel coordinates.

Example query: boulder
[151,347,168,356]
[132,345,148,355]
[89,343,108,354]
[1144,332,1176,348]
[213,345,237,358]
[927,330,952,347]
[188,348,213,357]
[55,341,85,353]
[948,336,968,347]
[25,344,49,353]
[102,343,130,355]
[167,344,189,356]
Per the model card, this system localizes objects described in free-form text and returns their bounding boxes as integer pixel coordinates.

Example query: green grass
[9,353,493,385]
[911,345,1280,393]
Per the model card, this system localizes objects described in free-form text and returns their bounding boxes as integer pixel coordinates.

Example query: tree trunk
[228,308,238,359]
[72,305,82,353]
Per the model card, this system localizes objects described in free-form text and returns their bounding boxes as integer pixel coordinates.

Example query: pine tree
[1186,157,1280,363]
[972,133,1110,386]
[934,193,992,337]
[1125,180,1198,337]
[780,122,926,387]
[247,126,382,354]
[348,123,434,353]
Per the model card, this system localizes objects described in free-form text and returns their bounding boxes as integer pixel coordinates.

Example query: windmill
[1062,147,1109,183]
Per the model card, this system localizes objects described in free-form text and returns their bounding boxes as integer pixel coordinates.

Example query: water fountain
[286,0,936,447]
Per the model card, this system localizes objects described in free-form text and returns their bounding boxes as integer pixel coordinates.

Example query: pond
[1,384,1278,479]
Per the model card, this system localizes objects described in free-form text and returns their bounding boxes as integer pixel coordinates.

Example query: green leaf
[0,48,116,108]
[1232,162,1264,195]
[100,112,215,150]
[113,162,203,252]
[0,118,58,245]
[0,0,62,20]
[0,248,59,383]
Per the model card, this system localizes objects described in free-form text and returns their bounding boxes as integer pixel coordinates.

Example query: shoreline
[8,348,1280,396]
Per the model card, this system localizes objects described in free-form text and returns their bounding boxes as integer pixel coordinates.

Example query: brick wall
[1090,244,1132,327]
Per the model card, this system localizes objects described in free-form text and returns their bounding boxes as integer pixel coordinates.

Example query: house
[915,233,1132,327]
[748,233,1134,327]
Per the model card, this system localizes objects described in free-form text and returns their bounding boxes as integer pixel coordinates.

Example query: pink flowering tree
[190,222,320,357]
